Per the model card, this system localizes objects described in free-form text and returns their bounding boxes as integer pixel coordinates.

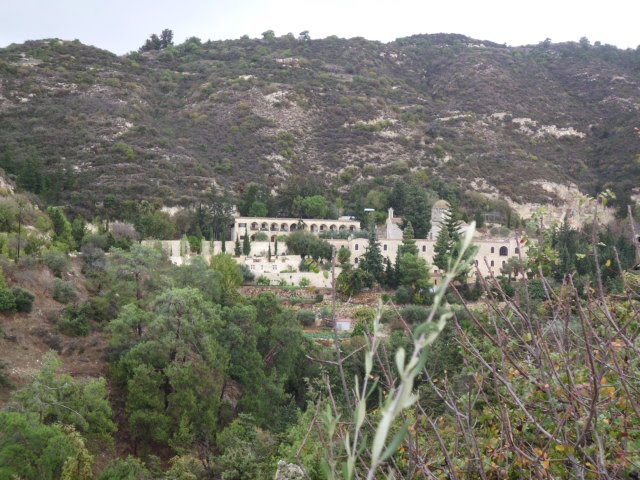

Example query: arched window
[490,260,494,267]
[491,246,495,253]
[499,246,508,256]
[354,244,359,251]
[422,245,426,252]
[354,257,359,264]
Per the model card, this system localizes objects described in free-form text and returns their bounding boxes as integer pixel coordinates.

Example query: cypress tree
[268,244,272,262]
[274,237,278,256]
[234,236,241,257]
[242,228,251,255]
[360,225,385,284]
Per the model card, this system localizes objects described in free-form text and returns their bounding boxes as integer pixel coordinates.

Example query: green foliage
[42,249,70,277]
[293,195,331,219]
[71,216,87,248]
[0,412,80,480]
[397,253,432,304]
[210,253,243,305]
[337,246,351,267]
[296,309,316,327]
[359,227,385,285]
[52,279,77,304]
[256,275,271,286]
[248,200,268,217]
[243,231,251,255]
[136,211,176,239]
[337,267,373,296]
[46,207,74,250]
[57,304,90,336]
[0,285,16,311]
[98,456,151,480]
[215,414,276,479]
[285,231,332,261]
[13,352,115,446]
[172,256,221,304]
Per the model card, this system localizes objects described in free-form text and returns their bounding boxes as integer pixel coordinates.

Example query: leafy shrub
[314,293,324,303]
[394,286,413,304]
[297,309,316,327]
[240,264,255,283]
[57,304,90,336]
[257,275,271,286]
[400,305,429,324]
[299,277,311,287]
[12,287,34,313]
[255,232,269,241]
[0,288,15,311]
[42,250,69,277]
[99,456,152,480]
[52,279,77,304]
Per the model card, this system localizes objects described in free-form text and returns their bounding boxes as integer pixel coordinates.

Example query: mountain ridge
[0,33,638,215]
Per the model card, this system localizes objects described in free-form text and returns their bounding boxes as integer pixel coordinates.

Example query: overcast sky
[1,0,638,55]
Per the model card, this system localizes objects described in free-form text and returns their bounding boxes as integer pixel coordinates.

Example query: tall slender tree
[242,229,251,256]
[360,224,384,284]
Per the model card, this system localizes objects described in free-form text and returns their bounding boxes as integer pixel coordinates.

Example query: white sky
[1,0,638,54]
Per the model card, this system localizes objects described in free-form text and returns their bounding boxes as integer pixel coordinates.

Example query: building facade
[143,201,525,287]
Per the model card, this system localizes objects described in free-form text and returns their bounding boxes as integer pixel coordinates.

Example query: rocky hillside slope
[0,34,639,212]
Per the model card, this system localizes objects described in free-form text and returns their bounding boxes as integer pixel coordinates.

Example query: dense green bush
[240,264,255,283]
[52,279,77,304]
[57,304,90,336]
[42,250,70,277]
[12,287,34,313]
[400,305,429,324]
[0,287,15,311]
[296,309,316,327]
[256,275,271,285]
[394,285,413,304]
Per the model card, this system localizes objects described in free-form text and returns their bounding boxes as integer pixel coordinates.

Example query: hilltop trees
[139,29,173,52]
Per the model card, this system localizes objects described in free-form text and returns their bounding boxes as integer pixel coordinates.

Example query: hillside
[0,34,639,213]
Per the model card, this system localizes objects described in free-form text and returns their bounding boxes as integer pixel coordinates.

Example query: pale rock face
[274,461,305,480]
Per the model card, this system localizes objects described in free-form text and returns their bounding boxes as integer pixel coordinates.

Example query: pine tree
[384,257,397,288]
[398,221,418,256]
[234,236,241,257]
[433,225,452,271]
[394,251,402,287]
[242,229,251,256]
[360,225,385,284]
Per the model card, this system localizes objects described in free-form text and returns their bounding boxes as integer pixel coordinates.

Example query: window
[475,260,478,266]
[355,244,359,251]
[354,257,359,264]
[499,246,508,256]
[239,223,246,228]
[383,244,387,251]
[272,265,277,270]
[515,247,520,254]
[250,265,255,270]
[422,245,426,252]
[490,260,494,267]
[491,246,495,253]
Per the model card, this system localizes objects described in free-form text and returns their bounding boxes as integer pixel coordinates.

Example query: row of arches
[247,222,356,232]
